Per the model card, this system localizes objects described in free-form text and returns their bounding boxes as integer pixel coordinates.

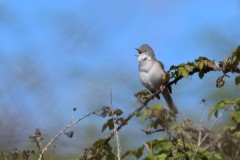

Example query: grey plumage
[136,44,178,114]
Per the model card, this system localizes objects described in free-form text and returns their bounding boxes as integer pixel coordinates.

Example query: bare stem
[192,105,229,160]
[197,99,205,146]
[109,89,121,160]
[199,105,229,145]
[38,108,105,160]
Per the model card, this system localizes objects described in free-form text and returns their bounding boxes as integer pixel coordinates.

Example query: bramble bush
[1,46,240,160]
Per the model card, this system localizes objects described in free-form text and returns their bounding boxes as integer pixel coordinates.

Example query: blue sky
[0,0,240,155]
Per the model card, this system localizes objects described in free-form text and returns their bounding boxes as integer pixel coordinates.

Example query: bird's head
[136,44,156,62]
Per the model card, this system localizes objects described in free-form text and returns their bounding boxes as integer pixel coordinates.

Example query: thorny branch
[94,46,240,158]
[39,46,240,159]
[103,90,161,146]
[168,46,240,87]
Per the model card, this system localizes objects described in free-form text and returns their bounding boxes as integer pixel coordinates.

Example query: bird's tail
[162,89,178,114]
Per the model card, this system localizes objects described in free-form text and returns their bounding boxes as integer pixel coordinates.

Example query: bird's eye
[144,50,147,52]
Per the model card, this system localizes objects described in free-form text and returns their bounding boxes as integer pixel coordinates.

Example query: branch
[103,90,161,145]
[168,66,213,87]
[168,46,240,87]
[38,107,107,160]
[141,128,165,135]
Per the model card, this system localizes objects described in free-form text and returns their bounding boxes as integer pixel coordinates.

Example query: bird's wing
[157,61,165,71]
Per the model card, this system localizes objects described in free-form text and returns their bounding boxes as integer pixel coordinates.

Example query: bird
[136,44,178,114]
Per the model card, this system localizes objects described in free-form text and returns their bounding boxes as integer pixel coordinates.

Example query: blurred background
[0,0,240,158]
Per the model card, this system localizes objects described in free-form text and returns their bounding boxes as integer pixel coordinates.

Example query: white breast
[139,71,153,90]
[139,61,165,91]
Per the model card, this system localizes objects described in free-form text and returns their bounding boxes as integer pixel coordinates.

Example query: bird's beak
[135,48,140,56]
[135,48,140,52]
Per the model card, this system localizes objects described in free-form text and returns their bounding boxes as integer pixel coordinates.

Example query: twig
[168,51,240,87]
[169,133,190,160]
[38,108,106,160]
[197,99,205,146]
[141,128,165,135]
[192,105,230,159]
[199,105,229,145]
[143,143,151,152]
[29,129,44,160]
[109,89,121,160]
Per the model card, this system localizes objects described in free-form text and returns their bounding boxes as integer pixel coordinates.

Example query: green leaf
[121,151,131,159]
[177,67,183,77]
[178,67,189,77]
[233,131,240,138]
[213,153,223,160]
[184,64,192,72]
[139,108,152,121]
[152,104,164,117]
[232,98,240,110]
[113,109,123,116]
[233,45,240,58]
[132,145,144,159]
[214,109,219,118]
[198,61,204,70]
[154,154,167,160]
[102,123,108,132]
[208,100,232,120]
[106,153,116,160]
[182,68,189,77]
[216,76,225,88]
[170,65,178,70]
[223,57,229,67]
[206,61,217,69]
[235,76,240,85]
[202,152,212,159]
[223,125,235,132]
[65,131,74,138]
[196,56,209,61]
[231,56,239,68]
[230,111,240,123]
[107,119,114,130]
[198,71,204,79]
[93,139,105,148]
[178,63,186,67]
[235,98,240,107]
[153,104,163,110]
[135,90,150,99]
[101,118,114,132]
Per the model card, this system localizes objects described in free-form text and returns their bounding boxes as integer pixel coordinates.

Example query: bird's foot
[160,85,166,92]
